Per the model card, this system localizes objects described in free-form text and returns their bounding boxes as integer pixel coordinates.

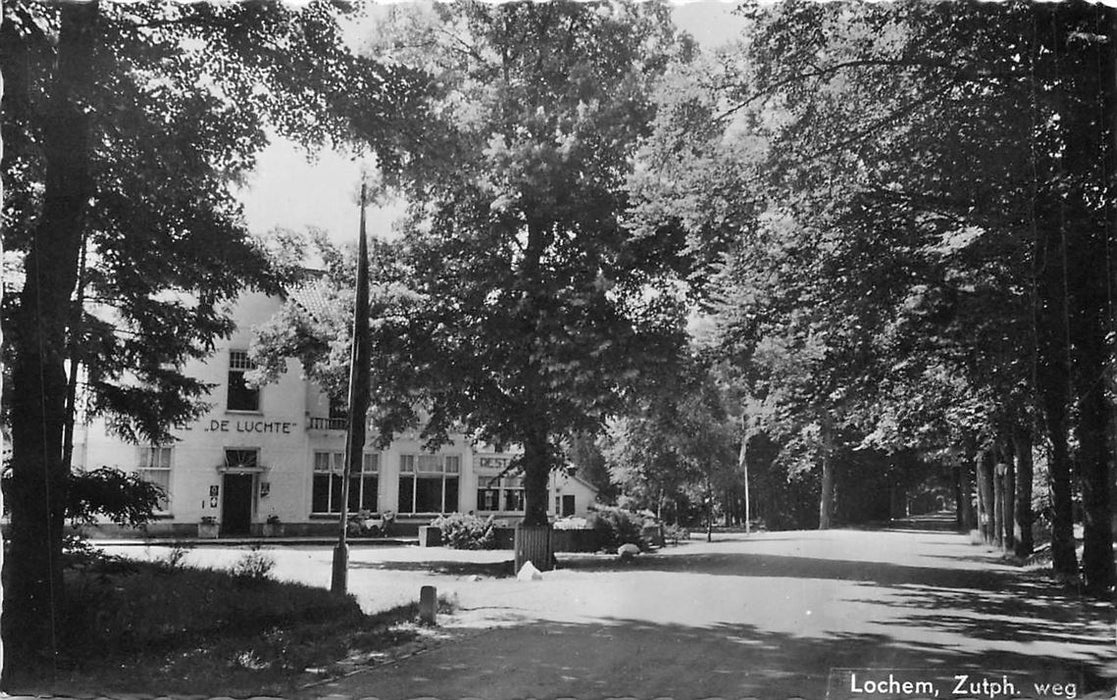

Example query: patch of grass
[8,559,423,697]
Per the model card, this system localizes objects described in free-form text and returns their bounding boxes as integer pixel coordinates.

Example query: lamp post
[332,183,371,596]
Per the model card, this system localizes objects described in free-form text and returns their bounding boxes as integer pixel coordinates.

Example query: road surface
[108,520,1115,699]
[298,523,1114,699]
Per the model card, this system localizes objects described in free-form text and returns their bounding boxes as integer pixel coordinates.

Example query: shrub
[65,466,165,528]
[431,513,496,550]
[156,544,193,573]
[663,523,690,543]
[231,546,275,583]
[586,505,645,551]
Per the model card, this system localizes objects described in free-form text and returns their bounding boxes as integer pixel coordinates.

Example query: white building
[74,290,599,537]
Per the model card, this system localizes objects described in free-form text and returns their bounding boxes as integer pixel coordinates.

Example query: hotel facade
[73,290,598,537]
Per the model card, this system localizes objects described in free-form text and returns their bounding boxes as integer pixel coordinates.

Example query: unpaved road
[111,524,1115,699]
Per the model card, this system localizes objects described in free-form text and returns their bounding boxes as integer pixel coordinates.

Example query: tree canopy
[0,0,421,671]
[253,1,697,531]
[631,0,1114,592]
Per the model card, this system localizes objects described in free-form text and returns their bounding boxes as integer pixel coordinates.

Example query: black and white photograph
[1,1,1115,698]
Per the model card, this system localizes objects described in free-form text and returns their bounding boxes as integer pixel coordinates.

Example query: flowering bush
[553,516,590,530]
[431,513,497,550]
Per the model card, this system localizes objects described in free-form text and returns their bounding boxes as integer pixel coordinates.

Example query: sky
[237,2,749,246]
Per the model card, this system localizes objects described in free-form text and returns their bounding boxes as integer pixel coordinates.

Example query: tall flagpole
[332,182,372,595]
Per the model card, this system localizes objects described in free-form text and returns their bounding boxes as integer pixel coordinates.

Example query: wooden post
[419,585,437,625]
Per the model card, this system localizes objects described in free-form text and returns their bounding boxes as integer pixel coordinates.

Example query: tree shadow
[348,558,515,578]
[317,615,1110,700]
[558,548,1014,589]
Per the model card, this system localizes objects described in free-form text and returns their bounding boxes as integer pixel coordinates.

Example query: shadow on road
[311,525,1113,700]
[559,548,1013,589]
[311,613,1110,700]
[348,558,515,577]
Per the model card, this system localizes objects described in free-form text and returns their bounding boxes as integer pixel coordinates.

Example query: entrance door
[221,474,254,536]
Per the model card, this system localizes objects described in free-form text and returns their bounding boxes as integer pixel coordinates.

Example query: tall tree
[357,1,695,531]
[0,0,416,673]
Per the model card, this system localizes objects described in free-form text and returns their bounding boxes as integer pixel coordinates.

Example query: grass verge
[5,548,436,697]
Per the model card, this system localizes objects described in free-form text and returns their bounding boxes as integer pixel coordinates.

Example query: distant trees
[604,362,739,534]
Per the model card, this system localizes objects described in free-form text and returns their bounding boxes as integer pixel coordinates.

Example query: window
[475,458,525,513]
[561,494,576,517]
[398,454,460,514]
[312,451,378,514]
[224,448,259,470]
[138,445,172,512]
[328,401,348,421]
[227,351,259,411]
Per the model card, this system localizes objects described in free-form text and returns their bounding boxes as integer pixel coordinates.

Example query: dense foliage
[630,0,1114,592]
[64,467,165,528]
[0,0,421,671]
[253,1,696,531]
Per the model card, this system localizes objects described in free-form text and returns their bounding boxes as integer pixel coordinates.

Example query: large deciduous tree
[0,0,415,674]
[358,1,694,529]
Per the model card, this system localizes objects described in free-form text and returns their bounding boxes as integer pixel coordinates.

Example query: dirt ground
[105,525,1116,700]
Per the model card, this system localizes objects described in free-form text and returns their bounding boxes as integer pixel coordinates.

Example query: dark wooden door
[221,474,253,536]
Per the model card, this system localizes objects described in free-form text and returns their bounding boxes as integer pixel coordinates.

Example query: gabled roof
[287,272,333,323]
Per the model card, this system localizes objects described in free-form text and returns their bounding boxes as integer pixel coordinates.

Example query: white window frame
[475,456,524,514]
[227,350,260,412]
[398,453,461,514]
[137,445,173,513]
[312,450,379,514]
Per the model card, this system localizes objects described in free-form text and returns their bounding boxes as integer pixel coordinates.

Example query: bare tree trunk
[993,458,1005,550]
[976,451,996,545]
[1013,424,1035,558]
[740,437,751,535]
[818,418,835,529]
[1002,435,1016,552]
[953,465,964,530]
[521,422,552,527]
[958,459,977,532]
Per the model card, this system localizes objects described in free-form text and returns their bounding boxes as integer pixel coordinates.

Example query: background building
[74,290,598,537]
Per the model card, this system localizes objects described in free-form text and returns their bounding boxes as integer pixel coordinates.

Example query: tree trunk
[992,457,1005,550]
[1069,1,1117,596]
[3,2,98,675]
[976,451,995,545]
[1044,402,1079,575]
[953,465,964,530]
[1072,313,1115,594]
[818,455,835,529]
[1034,221,1080,576]
[1013,424,1035,558]
[818,418,835,529]
[1002,436,1016,552]
[521,422,551,527]
[958,459,976,532]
